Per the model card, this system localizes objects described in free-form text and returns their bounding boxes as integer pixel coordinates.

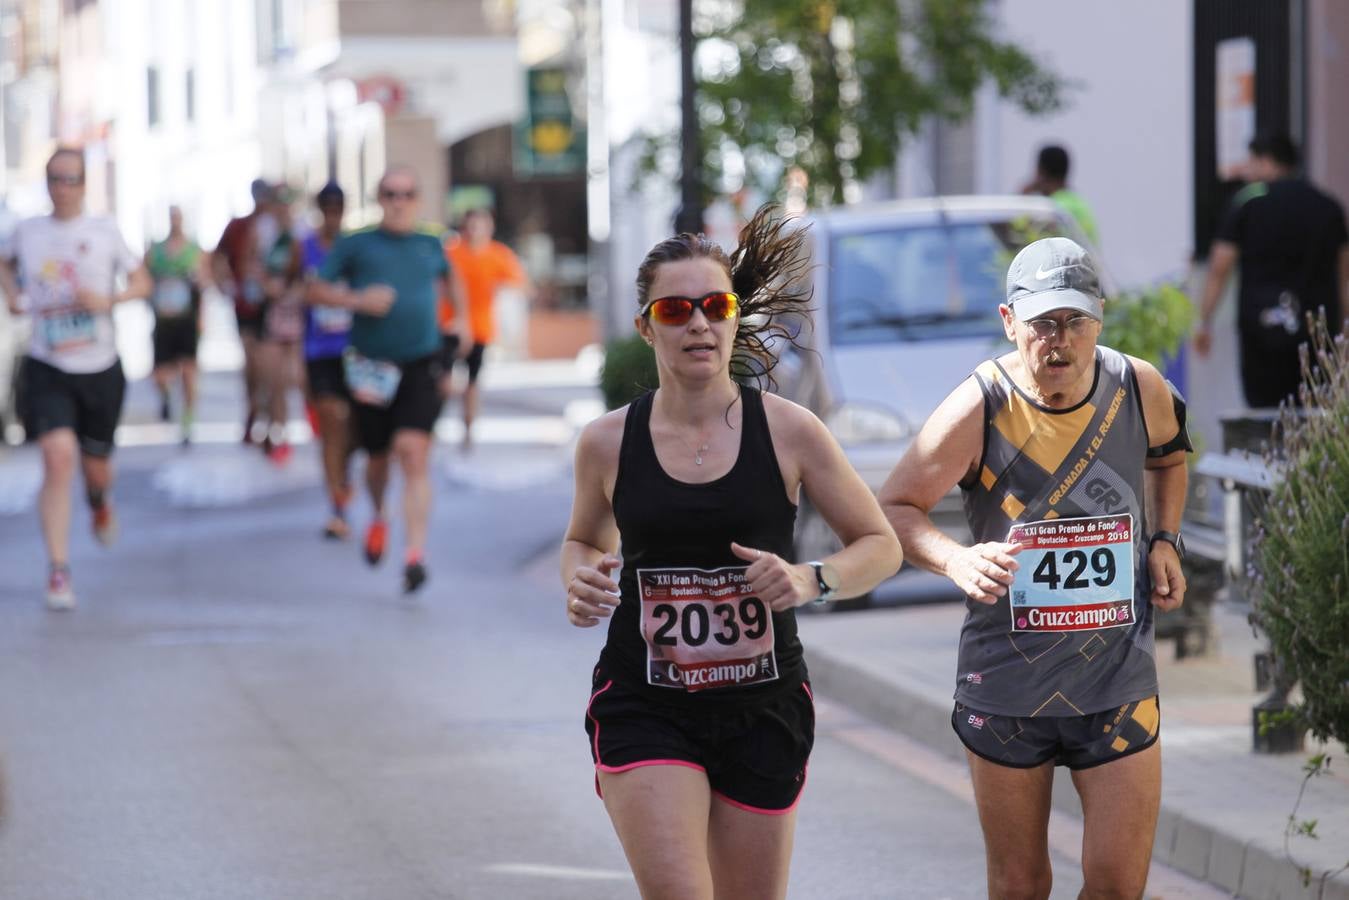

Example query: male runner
[145,204,208,443]
[442,208,530,451]
[879,237,1190,898]
[0,147,151,609]
[309,166,459,593]
[214,178,278,443]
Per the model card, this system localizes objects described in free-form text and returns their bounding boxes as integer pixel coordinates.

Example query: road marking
[482,863,631,881]
[816,699,1230,899]
[152,450,321,507]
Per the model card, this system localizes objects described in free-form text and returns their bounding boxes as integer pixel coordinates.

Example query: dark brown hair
[635,203,813,387]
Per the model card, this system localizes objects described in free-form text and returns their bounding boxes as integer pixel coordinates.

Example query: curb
[805,644,1349,900]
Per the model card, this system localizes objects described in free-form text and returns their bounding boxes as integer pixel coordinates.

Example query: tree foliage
[663,0,1066,205]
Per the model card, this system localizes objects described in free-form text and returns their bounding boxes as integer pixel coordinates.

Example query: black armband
[1147,379,1193,457]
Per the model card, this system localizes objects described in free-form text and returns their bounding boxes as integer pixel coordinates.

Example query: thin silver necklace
[657,388,739,465]
[675,429,712,465]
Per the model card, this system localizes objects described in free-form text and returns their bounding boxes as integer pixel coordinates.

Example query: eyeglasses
[640,291,740,326]
[378,189,417,201]
[47,173,84,187]
[1024,315,1098,340]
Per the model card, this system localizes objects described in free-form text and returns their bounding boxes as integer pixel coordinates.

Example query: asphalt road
[0,422,1105,900]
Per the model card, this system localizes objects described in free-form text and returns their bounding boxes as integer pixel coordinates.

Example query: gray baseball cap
[1005,237,1104,322]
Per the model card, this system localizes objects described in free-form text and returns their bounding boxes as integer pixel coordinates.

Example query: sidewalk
[798,594,1349,900]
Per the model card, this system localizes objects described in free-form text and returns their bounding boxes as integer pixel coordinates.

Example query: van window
[828,220,1063,344]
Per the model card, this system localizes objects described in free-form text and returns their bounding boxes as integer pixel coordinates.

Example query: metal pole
[674,0,702,235]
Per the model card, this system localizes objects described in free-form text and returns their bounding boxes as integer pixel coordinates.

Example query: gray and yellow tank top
[955,346,1156,717]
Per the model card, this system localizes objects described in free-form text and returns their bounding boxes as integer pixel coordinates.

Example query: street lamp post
[674,0,702,235]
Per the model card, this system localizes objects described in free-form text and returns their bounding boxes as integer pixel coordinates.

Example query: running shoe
[267,442,293,466]
[323,515,350,541]
[45,566,76,611]
[403,560,428,594]
[363,519,387,566]
[159,395,172,422]
[92,502,118,547]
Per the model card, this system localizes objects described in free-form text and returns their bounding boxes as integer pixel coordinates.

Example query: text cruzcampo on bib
[638,566,778,692]
[1006,513,1135,633]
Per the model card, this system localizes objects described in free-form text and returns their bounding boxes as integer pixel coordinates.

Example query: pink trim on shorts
[586,679,614,764]
[597,759,707,775]
[593,759,708,801]
[801,681,814,702]
[711,763,809,817]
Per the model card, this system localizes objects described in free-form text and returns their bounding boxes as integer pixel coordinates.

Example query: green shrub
[1250,314,1349,745]
[1100,282,1194,368]
[599,333,659,410]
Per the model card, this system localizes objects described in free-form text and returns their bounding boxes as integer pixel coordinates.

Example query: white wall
[106,0,263,251]
[599,0,681,337]
[976,0,1194,290]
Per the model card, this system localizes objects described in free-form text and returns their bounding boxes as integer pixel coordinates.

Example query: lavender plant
[1250,312,1349,745]
[1249,312,1349,891]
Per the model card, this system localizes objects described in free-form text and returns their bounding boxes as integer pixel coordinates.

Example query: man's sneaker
[267,442,293,467]
[92,503,118,547]
[403,560,428,594]
[46,566,76,611]
[323,515,350,541]
[363,520,387,566]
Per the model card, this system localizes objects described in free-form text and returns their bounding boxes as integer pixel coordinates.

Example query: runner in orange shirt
[440,208,531,451]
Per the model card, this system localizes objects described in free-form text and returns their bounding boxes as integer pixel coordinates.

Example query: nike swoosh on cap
[1035,264,1070,280]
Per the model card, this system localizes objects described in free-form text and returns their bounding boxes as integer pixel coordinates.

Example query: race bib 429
[1006,514,1136,633]
[638,566,778,692]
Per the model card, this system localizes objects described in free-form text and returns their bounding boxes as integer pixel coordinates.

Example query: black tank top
[603,386,803,705]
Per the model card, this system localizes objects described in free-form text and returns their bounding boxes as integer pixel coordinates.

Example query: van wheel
[793,499,872,612]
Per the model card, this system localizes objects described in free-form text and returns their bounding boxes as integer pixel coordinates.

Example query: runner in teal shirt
[318,225,449,362]
[307,165,462,598]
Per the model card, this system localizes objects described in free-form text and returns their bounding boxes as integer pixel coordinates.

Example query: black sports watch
[807,561,839,604]
[1149,530,1185,559]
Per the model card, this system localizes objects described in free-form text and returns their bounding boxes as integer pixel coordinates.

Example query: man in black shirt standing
[1195,133,1349,407]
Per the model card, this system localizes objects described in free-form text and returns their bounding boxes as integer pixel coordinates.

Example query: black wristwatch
[807,561,838,604]
[1149,530,1185,559]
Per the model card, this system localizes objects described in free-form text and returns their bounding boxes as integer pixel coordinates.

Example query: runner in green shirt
[146,205,208,444]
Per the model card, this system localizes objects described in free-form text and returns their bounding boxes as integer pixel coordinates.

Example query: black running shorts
[20,357,126,458]
[441,335,487,385]
[350,353,444,454]
[153,316,199,367]
[952,695,1160,770]
[584,662,815,814]
[305,355,349,402]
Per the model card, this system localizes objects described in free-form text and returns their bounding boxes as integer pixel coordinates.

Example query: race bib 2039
[638,566,778,692]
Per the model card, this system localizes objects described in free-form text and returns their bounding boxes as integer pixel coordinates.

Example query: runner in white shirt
[0,147,151,610]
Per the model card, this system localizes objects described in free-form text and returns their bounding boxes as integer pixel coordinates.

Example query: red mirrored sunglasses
[640,291,740,326]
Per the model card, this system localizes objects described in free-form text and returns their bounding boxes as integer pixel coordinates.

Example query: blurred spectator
[1022,144,1100,246]
[1194,133,1349,407]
